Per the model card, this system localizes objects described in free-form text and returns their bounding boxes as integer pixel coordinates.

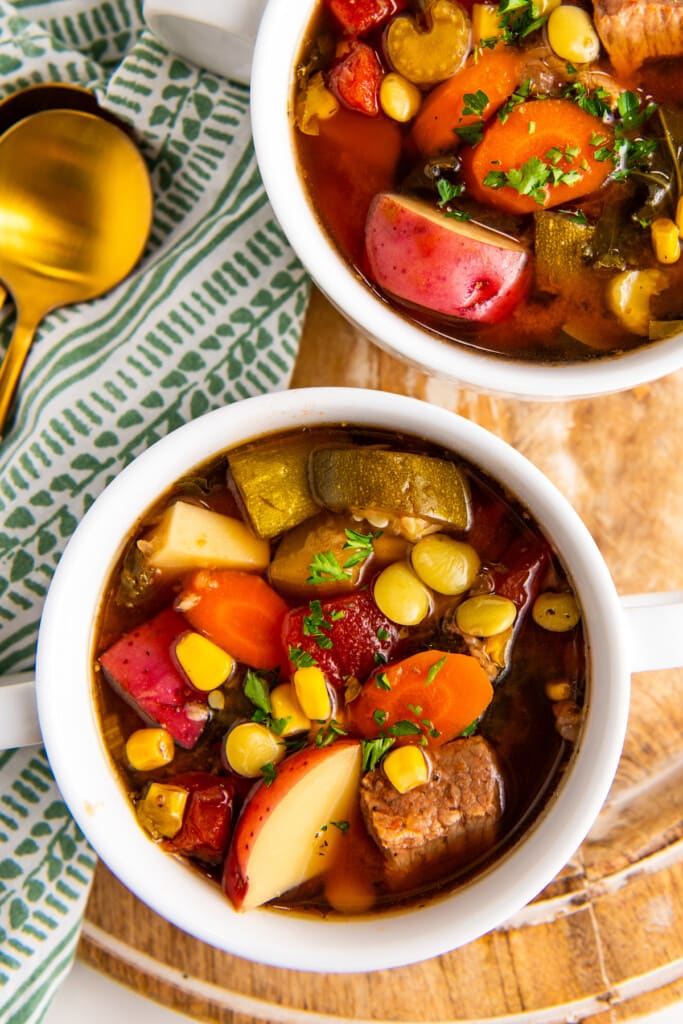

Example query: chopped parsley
[388,720,423,738]
[361,736,396,771]
[484,152,584,206]
[260,762,278,786]
[302,599,344,650]
[342,527,381,568]
[307,529,380,584]
[495,0,548,44]
[460,718,479,738]
[375,670,392,691]
[426,655,447,684]
[331,820,350,833]
[243,668,272,714]
[497,78,532,124]
[372,708,389,727]
[288,645,318,669]
[314,719,347,747]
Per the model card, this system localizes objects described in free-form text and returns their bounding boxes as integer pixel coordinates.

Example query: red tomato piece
[492,532,551,612]
[325,0,409,37]
[283,589,401,688]
[328,40,383,116]
[162,772,235,865]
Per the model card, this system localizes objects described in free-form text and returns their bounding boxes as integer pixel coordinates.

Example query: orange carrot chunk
[410,48,523,157]
[178,569,289,671]
[348,650,494,747]
[461,98,614,215]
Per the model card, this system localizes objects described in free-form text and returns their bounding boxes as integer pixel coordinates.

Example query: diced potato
[138,501,269,572]
[269,512,365,599]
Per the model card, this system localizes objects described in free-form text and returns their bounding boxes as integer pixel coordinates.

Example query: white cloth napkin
[0,1,310,1019]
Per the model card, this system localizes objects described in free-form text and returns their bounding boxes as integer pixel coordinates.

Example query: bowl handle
[0,671,40,749]
[621,591,683,673]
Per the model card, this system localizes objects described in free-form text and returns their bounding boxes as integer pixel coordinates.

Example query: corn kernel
[547,5,600,64]
[175,630,234,691]
[546,680,573,701]
[270,683,311,736]
[136,782,187,839]
[224,721,286,778]
[125,727,175,771]
[383,745,430,794]
[379,73,422,123]
[651,217,681,265]
[293,666,332,721]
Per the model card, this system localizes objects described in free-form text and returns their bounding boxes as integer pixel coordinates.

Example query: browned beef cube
[593,0,683,76]
[359,736,504,892]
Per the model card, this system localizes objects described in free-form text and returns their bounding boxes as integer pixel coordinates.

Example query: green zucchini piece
[534,212,594,293]
[228,434,326,539]
[310,447,471,529]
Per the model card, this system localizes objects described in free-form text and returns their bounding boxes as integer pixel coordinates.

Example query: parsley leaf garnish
[307,550,350,584]
[361,736,396,771]
[331,820,350,833]
[244,669,272,714]
[260,762,278,786]
[426,655,447,684]
[314,719,347,747]
[302,599,343,650]
[389,720,423,738]
[288,645,318,669]
[375,670,392,690]
[342,527,381,568]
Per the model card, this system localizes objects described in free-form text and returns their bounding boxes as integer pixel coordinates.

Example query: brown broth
[93,425,587,915]
[293,4,683,363]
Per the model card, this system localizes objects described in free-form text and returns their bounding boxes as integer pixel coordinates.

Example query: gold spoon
[0,84,133,312]
[0,108,153,435]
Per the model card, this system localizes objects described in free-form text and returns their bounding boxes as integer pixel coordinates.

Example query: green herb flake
[462,89,489,117]
[376,627,390,641]
[288,645,318,670]
[331,820,350,834]
[315,719,347,748]
[361,736,396,771]
[372,708,389,727]
[528,120,536,134]
[389,720,423,738]
[460,718,479,737]
[260,762,278,787]
[437,178,465,206]
[342,528,381,569]
[454,122,485,146]
[426,655,447,684]
[375,671,392,691]
[307,549,350,584]
[244,669,272,714]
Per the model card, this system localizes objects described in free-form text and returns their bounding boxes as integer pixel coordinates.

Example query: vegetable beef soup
[294,0,683,362]
[94,427,587,916]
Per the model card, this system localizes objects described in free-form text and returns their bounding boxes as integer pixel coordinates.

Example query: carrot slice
[348,650,493,747]
[410,48,523,157]
[461,98,614,215]
[178,569,289,671]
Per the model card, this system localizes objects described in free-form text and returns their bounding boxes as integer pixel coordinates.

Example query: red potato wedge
[223,740,362,910]
[365,192,531,323]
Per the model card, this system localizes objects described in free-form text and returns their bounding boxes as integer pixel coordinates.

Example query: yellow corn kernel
[175,631,234,691]
[293,666,332,721]
[471,3,502,44]
[224,721,286,778]
[383,745,430,794]
[270,683,311,736]
[136,782,187,839]
[546,679,573,701]
[675,196,683,235]
[125,727,175,772]
[295,71,339,136]
[547,5,601,64]
[379,73,422,123]
[651,217,681,265]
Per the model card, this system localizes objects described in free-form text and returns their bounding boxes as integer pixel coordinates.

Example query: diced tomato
[328,40,383,116]
[161,772,235,865]
[282,589,400,688]
[492,532,551,612]
[325,0,409,37]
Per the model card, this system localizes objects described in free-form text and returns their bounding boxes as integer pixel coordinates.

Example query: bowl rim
[250,0,683,402]
[36,389,629,972]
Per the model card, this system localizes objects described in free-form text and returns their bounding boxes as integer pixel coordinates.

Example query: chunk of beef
[593,0,683,77]
[359,736,504,892]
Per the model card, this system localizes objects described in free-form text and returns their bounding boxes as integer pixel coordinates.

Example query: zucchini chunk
[310,447,471,529]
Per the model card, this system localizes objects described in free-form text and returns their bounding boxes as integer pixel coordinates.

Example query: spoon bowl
[0,108,153,434]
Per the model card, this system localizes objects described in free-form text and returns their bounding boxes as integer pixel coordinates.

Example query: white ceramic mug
[3,387,683,971]
[141,0,683,400]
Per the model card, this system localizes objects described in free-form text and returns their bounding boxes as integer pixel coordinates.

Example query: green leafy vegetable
[361,736,396,771]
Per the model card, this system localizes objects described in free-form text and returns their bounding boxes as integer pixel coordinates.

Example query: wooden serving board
[79,288,683,1023]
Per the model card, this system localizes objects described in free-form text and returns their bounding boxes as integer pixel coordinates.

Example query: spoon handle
[0,318,38,436]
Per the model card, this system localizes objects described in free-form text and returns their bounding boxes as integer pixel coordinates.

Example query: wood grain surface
[79,288,683,1023]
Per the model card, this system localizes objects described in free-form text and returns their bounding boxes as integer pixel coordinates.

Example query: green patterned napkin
[0,1,310,1019]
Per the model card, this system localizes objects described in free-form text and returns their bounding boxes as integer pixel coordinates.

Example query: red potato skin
[365,193,532,323]
[328,40,383,116]
[222,740,361,909]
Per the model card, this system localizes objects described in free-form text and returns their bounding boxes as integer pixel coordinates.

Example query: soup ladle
[0,108,153,436]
